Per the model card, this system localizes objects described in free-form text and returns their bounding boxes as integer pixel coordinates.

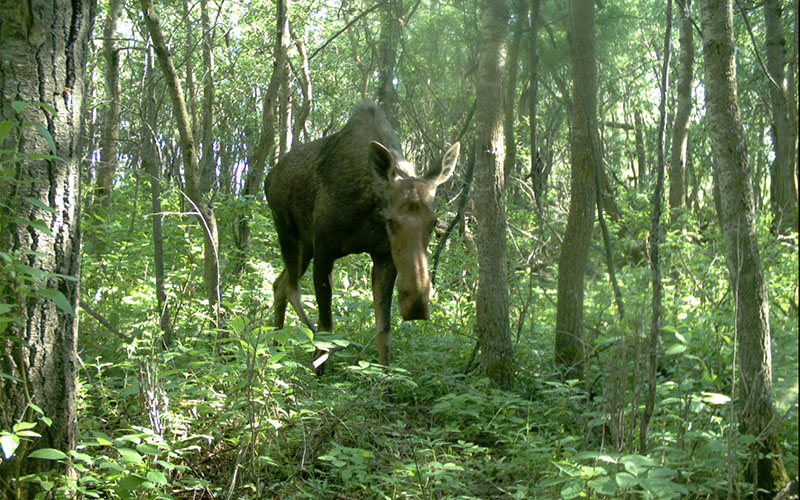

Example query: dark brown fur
[265,102,459,369]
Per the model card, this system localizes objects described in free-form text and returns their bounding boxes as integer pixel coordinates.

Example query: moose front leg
[372,256,397,365]
[313,252,335,333]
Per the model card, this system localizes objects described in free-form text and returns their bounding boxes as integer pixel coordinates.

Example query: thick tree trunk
[764,0,798,232]
[95,0,122,206]
[669,0,693,219]
[142,0,220,319]
[474,0,513,388]
[0,0,93,495]
[554,0,598,380]
[700,0,789,495]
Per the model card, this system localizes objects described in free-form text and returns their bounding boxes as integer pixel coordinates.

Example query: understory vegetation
[49,182,796,499]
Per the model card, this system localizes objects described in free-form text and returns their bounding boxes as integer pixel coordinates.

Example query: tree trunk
[233,0,289,276]
[0,0,92,495]
[669,0,693,219]
[292,35,312,143]
[141,43,173,346]
[503,1,525,180]
[142,0,220,320]
[377,0,401,127]
[198,0,216,195]
[554,0,598,381]
[700,0,789,494]
[764,0,798,232]
[474,0,513,389]
[529,0,543,208]
[183,0,199,137]
[634,110,647,186]
[641,0,672,453]
[95,0,122,206]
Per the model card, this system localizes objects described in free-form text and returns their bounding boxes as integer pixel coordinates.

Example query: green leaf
[35,288,73,315]
[136,443,162,456]
[69,450,94,464]
[118,448,144,464]
[0,121,13,143]
[99,460,124,473]
[665,343,686,356]
[94,433,114,446]
[32,122,58,156]
[13,422,36,432]
[624,460,646,476]
[615,472,639,488]
[560,479,584,499]
[117,474,145,492]
[25,219,52,236]
[12,101,56,115]
[587,476,616,495]
[28,448,67,460]
[23,197,56,214]
[620,454,657,467]
[11,101,29,114]
[145,470,167,484]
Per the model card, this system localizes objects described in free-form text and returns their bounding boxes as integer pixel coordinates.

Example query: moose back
[264,102,460,369]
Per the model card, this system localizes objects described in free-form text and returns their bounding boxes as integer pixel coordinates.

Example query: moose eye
[386,218,398,233]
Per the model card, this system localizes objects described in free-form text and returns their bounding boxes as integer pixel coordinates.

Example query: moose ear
[424,142,460,192]
[369,141,395,181]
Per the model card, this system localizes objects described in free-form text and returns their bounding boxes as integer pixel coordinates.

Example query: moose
[264,102,460,370]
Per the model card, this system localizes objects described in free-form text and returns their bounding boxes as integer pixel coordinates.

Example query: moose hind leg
[272,270,289,329]
[275,236,315,332]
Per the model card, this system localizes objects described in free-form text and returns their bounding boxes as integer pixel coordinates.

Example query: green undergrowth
[6,181,796,499]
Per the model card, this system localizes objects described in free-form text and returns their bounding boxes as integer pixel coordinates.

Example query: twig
[79,300,132,342]
[308,3,384,61]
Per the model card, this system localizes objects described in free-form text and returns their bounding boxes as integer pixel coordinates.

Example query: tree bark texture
[641,0,672,454]
[95,0,122,206]
[529,0,544,207]
[473,0,513,388]
[634,110,647,185]
[764,0,798,232]
[198,0,216,195]
[141,43,173,346]
[292,35,312,143]
[0,0,93,494]
[555,0,597,380]
[700,0,789,494]
[142,0,220,316]
[502,1,525,180]
[235,0,289,276]
[669,0,693,217]
[377,0,401,128]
